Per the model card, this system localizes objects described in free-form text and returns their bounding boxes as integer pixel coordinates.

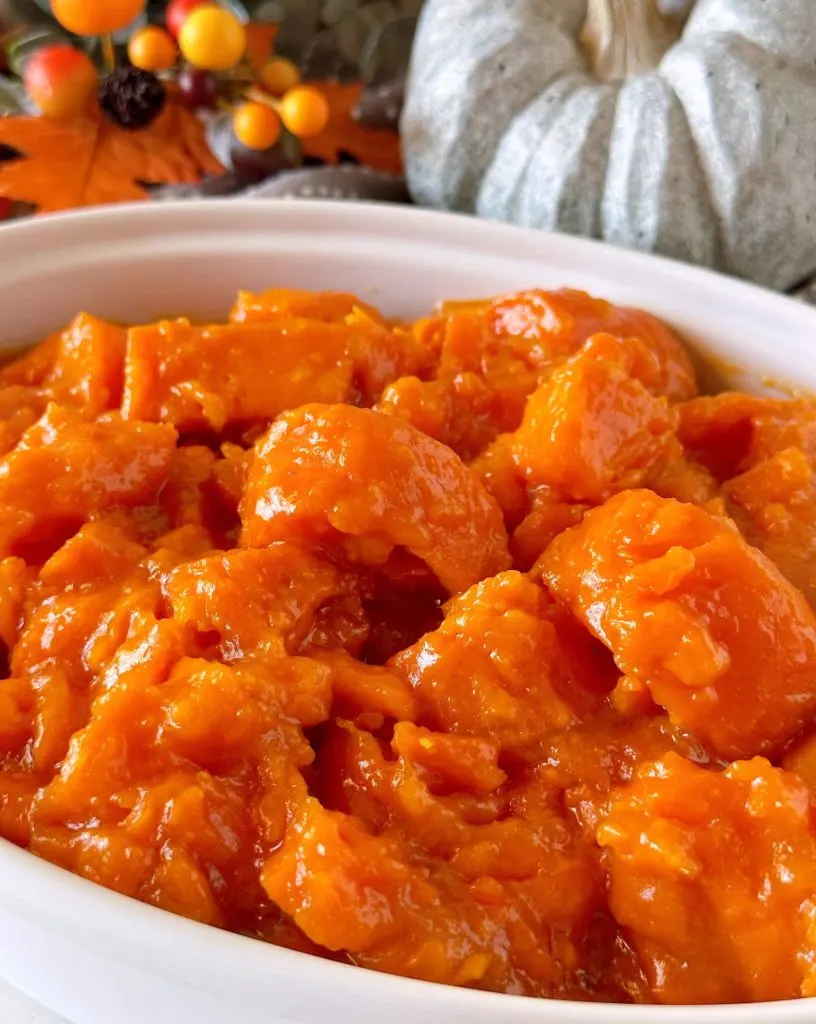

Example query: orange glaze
[0,287,815,1006]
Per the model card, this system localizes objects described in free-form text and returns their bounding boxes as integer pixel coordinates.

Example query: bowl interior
[0,200,815,1024]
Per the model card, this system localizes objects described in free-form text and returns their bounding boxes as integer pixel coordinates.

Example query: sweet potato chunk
[165,545,355,657]
[542,490,816,758]
[230,288,384,325]
[48,313,126,416]
[509,334,676,502]
[391,572,577,750]
[123,317,405,431]
[241,404,510,593]
[0,407,176,558]
[489,289,697,402]
[599,754,816,1002]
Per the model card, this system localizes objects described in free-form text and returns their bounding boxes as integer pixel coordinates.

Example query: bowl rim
[1,199,815,1023]
[0,197,814,321]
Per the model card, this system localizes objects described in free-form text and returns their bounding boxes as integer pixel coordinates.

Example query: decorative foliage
[0,94,222,210]
[0,0,416,214]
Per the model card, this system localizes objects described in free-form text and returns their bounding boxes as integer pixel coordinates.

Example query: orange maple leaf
[0,98,224,213]
[245,23,278,74]
[303,81,402,175]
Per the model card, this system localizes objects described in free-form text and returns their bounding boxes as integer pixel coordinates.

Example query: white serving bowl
[0,200,814,1024]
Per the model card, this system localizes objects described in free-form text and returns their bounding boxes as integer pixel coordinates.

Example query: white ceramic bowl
[0,201,814,1024]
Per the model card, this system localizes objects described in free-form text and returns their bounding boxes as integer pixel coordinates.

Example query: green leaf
[6,24,69,76]
[0,75,30,114]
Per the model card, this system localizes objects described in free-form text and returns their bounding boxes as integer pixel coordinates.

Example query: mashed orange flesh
[1,287,816,1005]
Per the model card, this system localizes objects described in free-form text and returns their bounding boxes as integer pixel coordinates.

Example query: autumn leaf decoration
[0,94,223,213]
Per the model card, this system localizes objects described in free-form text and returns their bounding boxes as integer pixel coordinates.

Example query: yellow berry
[258,57,300,97]
[128,26,177,72]
[279,85,330,139]
[52,0,145,36]
[179,5,246,71]
[233,102,281,151]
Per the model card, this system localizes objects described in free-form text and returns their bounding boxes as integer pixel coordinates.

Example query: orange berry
[258,57,300,97]
[279,85,330,139]
[179,6,246,71]
[51,0,146,36]
[23,44,98,119]
[233,102,281,151]
[128,27,177,72]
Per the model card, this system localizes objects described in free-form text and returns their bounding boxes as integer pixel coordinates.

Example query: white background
[0,978,68,1023]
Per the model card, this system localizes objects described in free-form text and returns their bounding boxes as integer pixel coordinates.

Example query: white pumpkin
[401,0,816,290]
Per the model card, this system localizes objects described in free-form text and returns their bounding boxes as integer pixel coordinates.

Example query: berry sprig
[16,0,331,153]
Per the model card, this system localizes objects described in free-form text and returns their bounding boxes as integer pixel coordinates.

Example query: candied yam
[0,556,31,648]
[0,771,39,845]
[13,524,161,687]
[158,660,258,762]
[30,666,80,773]
[509,334,676,503]
[241,404,510,594]
[489,289,697,401]
[539,712,696,836]
[599,754,816,1003]
[0,677,34,757]
[123,317,406,432]
[469,435,529,529]
[211,442,248,512]
[647,436,720,506]
[379,290,696,462]
[37,519,146,587]
[0,407,176,558]
[159,446,216,528]
[165,544,353,658]
[0,333,60,387]
[142,846,222,926]
[157,657,330,768]
[1,316,125,419]
[47,313,126,416]
[264,766,600,995]
[230,288,383,325]
[375,370,501,461]
[510,491,588,570]
[322,650,418,722]
[261,780,418,953]
[392,722,506,796]
[374,309,545,460]
[391,572,577,749]
[783,731,816,794]
[542,490,816,758]
[124,320,349,430]
[34,619,190,824]
[0,385,46,456]
[724,448,816,606]
[678,392,816,482]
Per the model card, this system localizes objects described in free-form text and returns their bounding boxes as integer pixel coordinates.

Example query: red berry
[23,44,99,119]
[166,0,207,40]
[178,66,219,109]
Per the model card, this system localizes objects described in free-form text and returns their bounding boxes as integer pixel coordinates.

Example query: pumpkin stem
[580,0,683,80]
